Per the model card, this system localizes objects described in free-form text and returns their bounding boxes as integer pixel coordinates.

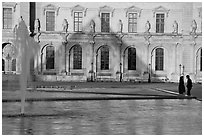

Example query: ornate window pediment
[125,6,142,17]
[2,2,17,12]
[98,5,115,17]
[71,5,87,17]
[43,4,60,16]
[152,6,170,17]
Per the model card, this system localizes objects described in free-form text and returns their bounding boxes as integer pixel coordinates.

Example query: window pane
[156,14,164,33]
[2,59,5,71]
[46,46,55,69]
[101,46,109,70]
[46,11,55,31]
[73,45,82,69]
[12,59,16,71]
[200,49,202,71]
[155,48,164,70]
[128,48,136,70]
[74,12,83,32]
[101,13,110,32]
[128,13,137,33]
[3,8,12,29]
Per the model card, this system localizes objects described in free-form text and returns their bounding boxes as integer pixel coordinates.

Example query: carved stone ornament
[152,6,170,17]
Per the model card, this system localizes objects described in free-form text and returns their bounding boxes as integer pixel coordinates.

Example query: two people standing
[178,75,192,96]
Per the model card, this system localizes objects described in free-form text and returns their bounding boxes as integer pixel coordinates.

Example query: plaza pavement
[2,82,201,102]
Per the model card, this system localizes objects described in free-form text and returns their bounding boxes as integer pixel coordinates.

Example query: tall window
[46,11,55,31]
[128,13,137,33]
[74,12,83,32]
[73,45,82,69]
[3,8,12,29]
[101,46,109,70]
[2,59,5,71]
[12,59,16,71]
[155,48,164,70]
[46,46,55,69]
[128,48,136,70]
[200,49,202,71]
[101,13,110,32]
[156,14,164,33]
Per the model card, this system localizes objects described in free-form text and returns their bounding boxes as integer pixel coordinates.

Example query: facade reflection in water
[2,99,202,135]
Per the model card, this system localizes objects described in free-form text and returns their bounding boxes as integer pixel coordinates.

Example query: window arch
[128,47,136,70]
[101,46,109,70]
[155,48,164,71]
[2,59,5,71]
[73,45,82,69]
[11,58,16,71]
[46,46,55,70]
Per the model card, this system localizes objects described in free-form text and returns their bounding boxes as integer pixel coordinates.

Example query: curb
[153,88,198,100]
[2,95,196,103]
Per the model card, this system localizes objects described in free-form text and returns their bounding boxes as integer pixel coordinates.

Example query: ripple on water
[2,99,202,135]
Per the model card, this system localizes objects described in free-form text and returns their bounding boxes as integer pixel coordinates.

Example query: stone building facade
[2,2,202,83]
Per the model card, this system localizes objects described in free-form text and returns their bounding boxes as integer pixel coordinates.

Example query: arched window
[200,49,202,71]
[73,45,82,69]
[155,48,164,70]
[128,47,136,70]
[46,46,55,70]
[2,59,5,71]
[11,59,16,71]
[101,46,109,70]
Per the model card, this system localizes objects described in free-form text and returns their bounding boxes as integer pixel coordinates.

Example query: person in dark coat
[186,75,193,96]
[178,76,185,94]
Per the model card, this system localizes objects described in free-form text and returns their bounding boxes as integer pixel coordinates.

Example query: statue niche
[118,19,123,33]
[172,20,178,34]
[90,20,95,33]
[145,20,151,33]
[62,19,69,33]
[34,18,40,33]
[190,20,197,35]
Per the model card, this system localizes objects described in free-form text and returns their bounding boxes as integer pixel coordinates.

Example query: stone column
[90,40,95,81]
[115,34,124,82]
[61,32,69,75]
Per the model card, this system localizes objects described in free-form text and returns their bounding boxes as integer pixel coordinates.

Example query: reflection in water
[2,99,202,135]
